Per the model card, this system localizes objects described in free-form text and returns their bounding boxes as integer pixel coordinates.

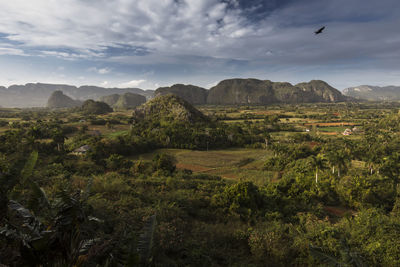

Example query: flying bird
[314,26,325,34]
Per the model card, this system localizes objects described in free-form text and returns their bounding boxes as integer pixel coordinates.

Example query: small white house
[342,129,352,136]
[73,145,91,155]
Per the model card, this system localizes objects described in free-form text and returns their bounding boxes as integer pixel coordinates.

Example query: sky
[0,0,400,90]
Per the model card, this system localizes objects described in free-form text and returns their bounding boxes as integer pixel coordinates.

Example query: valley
[2,96,400,265]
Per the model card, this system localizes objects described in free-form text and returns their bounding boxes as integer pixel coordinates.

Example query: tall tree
[308,154,327,184]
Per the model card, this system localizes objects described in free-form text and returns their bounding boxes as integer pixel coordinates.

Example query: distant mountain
[155,84,208,105]
[81,99,113,115]
[0,79,351,108]
[133,94,208,123]
[46,91,82,108]
[99,92,146,109]
[99,94,121,107]
[113,93,147,109]
[0,83,154,108]
[343,85,400,101]
[207,79,348,105]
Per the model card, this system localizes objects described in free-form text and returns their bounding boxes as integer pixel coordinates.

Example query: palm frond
[137,214,157,265]
[21,151,38,182]
[309,244,343,266]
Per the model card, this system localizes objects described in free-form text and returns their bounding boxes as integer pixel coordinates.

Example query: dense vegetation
[1,100,400,266]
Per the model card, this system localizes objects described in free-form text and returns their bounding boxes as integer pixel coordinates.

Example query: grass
[106,130,129,138]
[86,125,131,138]
[0,127,9,134]
[318,126,348,132]
[132,148,273,183]
[222,119,264,123]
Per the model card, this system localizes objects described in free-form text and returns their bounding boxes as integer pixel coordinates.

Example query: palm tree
[51,128,67,151]
[309,238,366,267]
[336,149,350,178]
[309,154,327,184]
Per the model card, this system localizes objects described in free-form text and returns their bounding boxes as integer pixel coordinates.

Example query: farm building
[73,145,91,155]
[342,128,352,136]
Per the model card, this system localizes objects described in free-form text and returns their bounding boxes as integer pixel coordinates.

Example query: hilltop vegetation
[81,99,113,114]
[132,94,208,123]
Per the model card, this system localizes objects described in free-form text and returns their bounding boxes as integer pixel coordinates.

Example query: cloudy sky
[0,0,399,90]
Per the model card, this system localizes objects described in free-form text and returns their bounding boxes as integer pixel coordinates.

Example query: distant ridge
[207,79,348,104]
[155,84,208,105]
[0,83,154,108]
[0,78,351,108]
[154,79,348,105]
[100,92,146,109]
[343,85,400,101]
[46,91,82,108]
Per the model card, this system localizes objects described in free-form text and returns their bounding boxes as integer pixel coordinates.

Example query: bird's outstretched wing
[315,26,325,34]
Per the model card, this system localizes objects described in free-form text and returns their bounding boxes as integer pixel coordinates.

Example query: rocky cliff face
[46,91,82,108]
[207,79,277,105]
[294,80,348,103]
[155,84,208,105]
[132,94,208,123]
[343,85,400,101]
[207,79,348,104]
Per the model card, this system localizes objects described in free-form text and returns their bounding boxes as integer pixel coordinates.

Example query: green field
[132,148,274,185]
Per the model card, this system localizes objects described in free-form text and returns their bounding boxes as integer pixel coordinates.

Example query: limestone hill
[46,91,82,108]
[100,93,146,109]
[132,94,208,123]
[99,94,120,107]
[155,84,208,105]
[81,99,113,115]
[207,79,348,105]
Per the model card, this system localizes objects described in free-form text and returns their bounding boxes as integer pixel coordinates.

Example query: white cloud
[98,68,111,74]
[206,81,219,88]
[1,0,397,66]
[100,81,109,86]
[118,79,146,88]
[0,0,256,60]
[87,67,112,74]
[0,47,27,56]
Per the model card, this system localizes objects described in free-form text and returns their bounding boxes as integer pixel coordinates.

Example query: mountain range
[0,83,154,108]
[156,79,349,105]
[0,79,354,108]
[343,85,400,101]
